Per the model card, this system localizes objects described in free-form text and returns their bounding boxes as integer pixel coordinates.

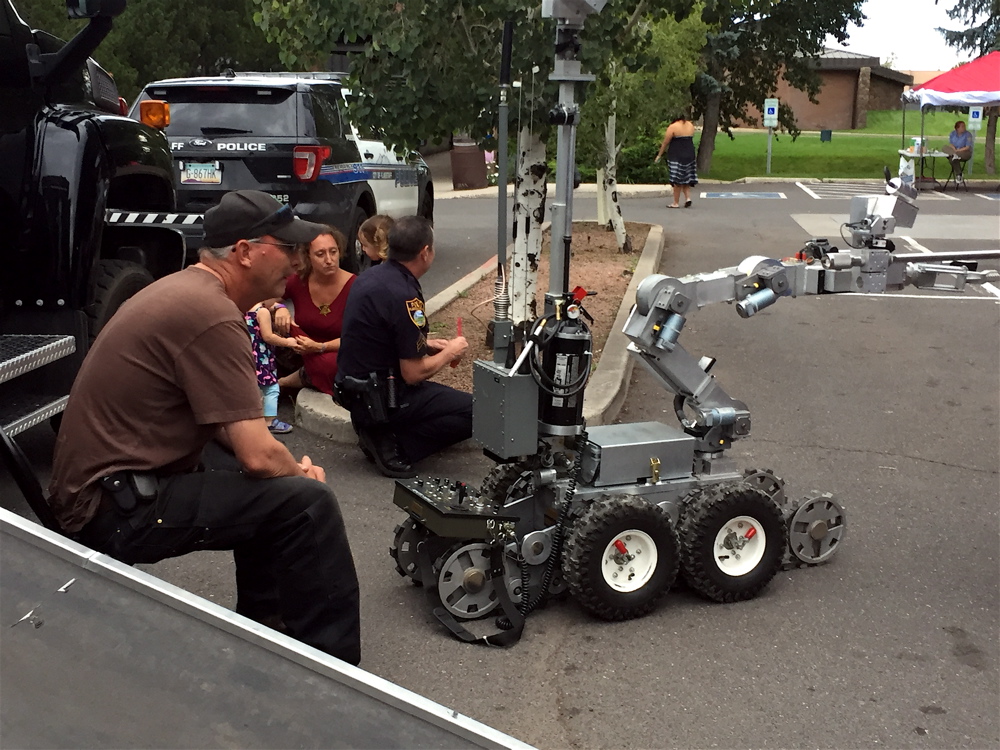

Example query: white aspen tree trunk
[510,126,547,326]
[596,166,609,226]
[603,106,632,253]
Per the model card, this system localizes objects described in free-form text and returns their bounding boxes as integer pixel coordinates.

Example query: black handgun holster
[99,471,158,515]
[335,373,392,424]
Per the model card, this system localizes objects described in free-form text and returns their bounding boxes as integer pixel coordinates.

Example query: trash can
[450,141,488,190]
[820,129,832,142]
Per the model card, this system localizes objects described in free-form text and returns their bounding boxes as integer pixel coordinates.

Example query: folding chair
[942,155,969,192]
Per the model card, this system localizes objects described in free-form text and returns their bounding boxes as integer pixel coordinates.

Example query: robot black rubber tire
[562,495,679,621]
[678,482,787,603]
[479,463,531,506]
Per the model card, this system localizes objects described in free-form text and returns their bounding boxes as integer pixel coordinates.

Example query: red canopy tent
[899,52,998,186]
[908,51,1000,107]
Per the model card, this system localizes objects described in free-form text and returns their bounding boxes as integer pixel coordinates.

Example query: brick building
[747,49,914,130]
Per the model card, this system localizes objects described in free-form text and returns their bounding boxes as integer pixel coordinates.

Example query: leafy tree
[575,10,707,251]
[252,0,690,152]
[253,0,692,323]
[15,0,282,100]
[576,9,708,171]
[692,0,865,174]
[936,0,999,56]
[936,0,999,174]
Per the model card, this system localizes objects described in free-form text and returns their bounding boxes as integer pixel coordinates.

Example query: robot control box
[472,359,539,459]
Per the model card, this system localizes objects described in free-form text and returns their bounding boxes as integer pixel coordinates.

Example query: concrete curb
[294,222,665,443]
[582,223,663,426]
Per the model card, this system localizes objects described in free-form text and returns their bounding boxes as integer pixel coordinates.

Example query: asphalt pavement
[2,176,998,749]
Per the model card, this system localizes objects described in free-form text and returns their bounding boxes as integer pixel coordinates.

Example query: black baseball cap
[203,190,327,248]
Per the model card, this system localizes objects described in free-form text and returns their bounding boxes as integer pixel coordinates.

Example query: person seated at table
[942,120,974,181]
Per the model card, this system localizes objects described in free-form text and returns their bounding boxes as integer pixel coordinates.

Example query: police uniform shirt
[337,259,429,379]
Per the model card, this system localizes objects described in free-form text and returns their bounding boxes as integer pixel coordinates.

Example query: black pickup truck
[0,0,182,434]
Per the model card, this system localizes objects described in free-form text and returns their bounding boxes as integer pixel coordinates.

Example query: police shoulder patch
[405,298,426,328]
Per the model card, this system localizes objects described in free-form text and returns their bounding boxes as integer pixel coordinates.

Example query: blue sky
[824,0,972,72]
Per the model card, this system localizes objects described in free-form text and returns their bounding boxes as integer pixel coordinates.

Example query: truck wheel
[678,483,786,603]
[563,495,679,621]
[346,206,372,274]
[88,259,153,341]
[419,185,434,225]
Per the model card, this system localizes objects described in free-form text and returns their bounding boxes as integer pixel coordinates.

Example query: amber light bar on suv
[293,145,332,181]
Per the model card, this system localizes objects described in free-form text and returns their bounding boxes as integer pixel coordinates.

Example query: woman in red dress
[278,226,356,395]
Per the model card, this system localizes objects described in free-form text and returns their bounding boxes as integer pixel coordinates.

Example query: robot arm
[621,257,791,454]
[622,180,1000,453]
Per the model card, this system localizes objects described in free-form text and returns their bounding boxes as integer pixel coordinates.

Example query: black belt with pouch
[78,471,160,548]
[99,471,158,515]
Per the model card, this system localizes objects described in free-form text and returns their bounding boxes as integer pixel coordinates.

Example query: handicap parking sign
[969,106,983,130]
[763,98,778,128]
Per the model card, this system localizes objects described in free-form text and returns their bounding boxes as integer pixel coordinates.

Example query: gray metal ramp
[0,509,533,750]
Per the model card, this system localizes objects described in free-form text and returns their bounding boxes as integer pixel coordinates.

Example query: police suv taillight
[293,145,332,182]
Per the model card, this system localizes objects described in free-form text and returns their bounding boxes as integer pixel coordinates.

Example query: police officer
[336,215,472,477]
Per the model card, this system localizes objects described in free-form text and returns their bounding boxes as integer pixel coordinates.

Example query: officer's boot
[357,425,415,478]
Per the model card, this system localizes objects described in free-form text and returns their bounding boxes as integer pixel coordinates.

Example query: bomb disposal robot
[388,0,1000,644]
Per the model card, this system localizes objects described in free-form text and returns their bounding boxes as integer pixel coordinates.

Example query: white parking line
[841,293,999,302]
[899,236,933,254]
[981,283,1000,299]
[796,182,822,200]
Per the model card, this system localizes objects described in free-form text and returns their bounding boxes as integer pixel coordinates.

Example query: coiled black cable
[497,428,588,630]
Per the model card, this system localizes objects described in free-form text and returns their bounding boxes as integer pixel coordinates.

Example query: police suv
[129,72,433,272]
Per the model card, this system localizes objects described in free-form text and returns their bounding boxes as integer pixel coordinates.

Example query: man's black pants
[77,449,361,665]
[352,381,473,463]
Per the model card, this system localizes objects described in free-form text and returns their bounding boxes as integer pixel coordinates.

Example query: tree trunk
[596,167,609,226]
[697,90,721,176]
[603,108,631,253]
[510,126,547,326]
[984,110,997,176]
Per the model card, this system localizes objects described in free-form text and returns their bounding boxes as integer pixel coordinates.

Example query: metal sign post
[766,128,773,175]
[968,106,983,175]
[763,98,778,175]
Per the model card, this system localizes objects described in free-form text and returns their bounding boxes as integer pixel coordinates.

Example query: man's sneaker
[268,418,294,434]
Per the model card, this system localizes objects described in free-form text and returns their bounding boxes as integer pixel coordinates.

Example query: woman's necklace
[312,275,340,316]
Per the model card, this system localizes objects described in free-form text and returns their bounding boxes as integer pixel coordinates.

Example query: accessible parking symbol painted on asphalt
[701,191,786,199]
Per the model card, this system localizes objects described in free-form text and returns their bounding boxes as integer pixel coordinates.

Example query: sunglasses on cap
[247,203,295,236]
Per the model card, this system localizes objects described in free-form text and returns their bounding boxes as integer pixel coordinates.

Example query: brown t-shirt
[49,266,263,533]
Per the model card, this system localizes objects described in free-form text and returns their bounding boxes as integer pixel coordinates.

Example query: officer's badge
[406,298,426,328]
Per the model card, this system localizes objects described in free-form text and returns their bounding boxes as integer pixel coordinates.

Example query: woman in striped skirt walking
[654,114,698,208]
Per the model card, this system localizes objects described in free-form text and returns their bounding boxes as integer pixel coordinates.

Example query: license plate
[180,162,221,185]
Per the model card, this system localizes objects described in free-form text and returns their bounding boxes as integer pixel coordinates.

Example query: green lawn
[856,109,966,136]
[702,112,995,182]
